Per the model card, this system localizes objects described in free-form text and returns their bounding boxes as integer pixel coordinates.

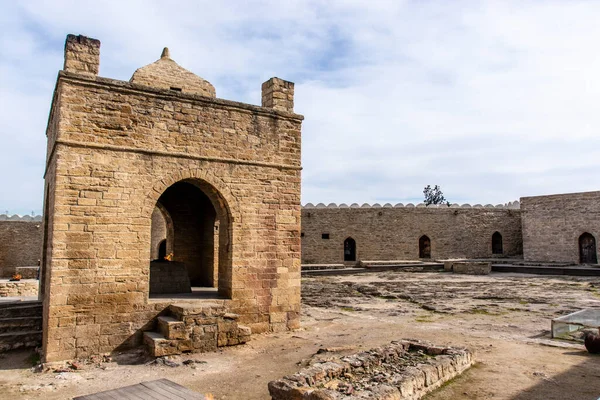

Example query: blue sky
[1,1,600,215]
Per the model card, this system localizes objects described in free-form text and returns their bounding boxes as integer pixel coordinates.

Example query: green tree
[423,185,450,207]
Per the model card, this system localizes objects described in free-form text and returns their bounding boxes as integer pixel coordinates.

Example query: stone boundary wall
[301,204,522,264]
[303,201,521,209]
[268,340,474,399]
[0,280,39,297]
[0,220,43,278]
[521,191,600,264]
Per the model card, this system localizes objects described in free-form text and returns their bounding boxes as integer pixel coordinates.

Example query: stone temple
[39,34,303,361]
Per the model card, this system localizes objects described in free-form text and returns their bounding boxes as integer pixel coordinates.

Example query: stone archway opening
[579,232,598,264]
[344,237,356,262]
[149,179,232,299]
[419,235,431,259]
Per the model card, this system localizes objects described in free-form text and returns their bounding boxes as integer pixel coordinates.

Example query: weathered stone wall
[41,35,302,361]
[521,191,600,264]
[301,204,522,263]
[0,219,43,278]
[0,279,39,297]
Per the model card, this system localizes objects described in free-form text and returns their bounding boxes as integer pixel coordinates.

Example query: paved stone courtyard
[1,271,599,399]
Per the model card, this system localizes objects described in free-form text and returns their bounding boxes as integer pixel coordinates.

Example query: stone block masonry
[63,34,100,76]
[268,340,474,399]
[446,261,492,275]
[0,220,43,278]
[40,34,303,362]
[0,279,39,297]
[521,191,600,264]
[302,204,523,264]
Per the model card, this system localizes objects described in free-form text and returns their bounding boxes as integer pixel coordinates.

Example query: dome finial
[161,47,170,59]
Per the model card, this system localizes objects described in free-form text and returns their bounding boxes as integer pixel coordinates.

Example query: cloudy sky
[1,1,599,215]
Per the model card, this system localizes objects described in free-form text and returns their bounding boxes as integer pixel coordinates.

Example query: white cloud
[0,1,599,214]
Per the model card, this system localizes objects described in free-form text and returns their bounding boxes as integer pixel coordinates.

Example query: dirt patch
[1,271,600,399]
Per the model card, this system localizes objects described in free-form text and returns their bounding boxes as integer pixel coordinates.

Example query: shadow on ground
[0,348,38,371]
[510,351,600,400]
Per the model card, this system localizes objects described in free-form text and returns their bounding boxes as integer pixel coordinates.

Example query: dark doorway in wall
[158,239,167,261]
[579,233,597,264]
[344,237,356,262]
[419,235,431,259]
[492,232,503,255]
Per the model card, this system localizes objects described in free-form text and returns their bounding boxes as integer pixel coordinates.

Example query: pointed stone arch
[144,169,239,298]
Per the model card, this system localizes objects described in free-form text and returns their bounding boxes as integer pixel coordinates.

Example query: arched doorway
[157,239,167,260]
[419,235,431,259]
[492,232,503,255]
[344,237,356,262]
[150,179,232,298]
[579,233,598,264]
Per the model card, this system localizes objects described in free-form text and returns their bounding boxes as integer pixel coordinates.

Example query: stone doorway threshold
[149,287,224,302]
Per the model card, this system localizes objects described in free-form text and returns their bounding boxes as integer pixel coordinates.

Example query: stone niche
[40,34,303,362]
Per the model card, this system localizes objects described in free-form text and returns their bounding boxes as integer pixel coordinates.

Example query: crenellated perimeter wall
[301,202,523,264]
[0,215,43,278]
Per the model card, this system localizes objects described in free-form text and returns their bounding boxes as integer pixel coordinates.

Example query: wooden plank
[142,380,197,399]
[118,385,149,400]
[139,380,186,400]
[150,379,207,399]
[128,384,167,400]
[75,379,205,400]
[75,390,118,400]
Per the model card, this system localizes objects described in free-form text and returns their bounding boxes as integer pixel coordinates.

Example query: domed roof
[130,48,215,97]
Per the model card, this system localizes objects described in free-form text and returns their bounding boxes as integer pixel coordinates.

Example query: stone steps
[144,304,252,357]
[0,301,43,318]
[143,331,192,357]
[0,316,42,334]
[158,315,186,340]
[0,301,43,352]
[0,330,42,352]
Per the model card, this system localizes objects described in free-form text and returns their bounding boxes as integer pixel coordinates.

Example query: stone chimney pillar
[63,34,101,76]
[261,77,295,112]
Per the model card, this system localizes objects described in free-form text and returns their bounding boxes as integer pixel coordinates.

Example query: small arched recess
[419,235,431,259]
[492,231,503,255]
[579,232,598,264]
[344,237,356,262]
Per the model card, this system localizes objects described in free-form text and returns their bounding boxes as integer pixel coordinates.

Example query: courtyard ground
[1,271,600,399]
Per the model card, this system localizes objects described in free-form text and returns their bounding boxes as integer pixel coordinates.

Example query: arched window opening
[419,235,431,259]
[344,237,356,262]
[579,232,598,264]
[157,239,167,260]
[149,179,232,299]
[492,232,503,255]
